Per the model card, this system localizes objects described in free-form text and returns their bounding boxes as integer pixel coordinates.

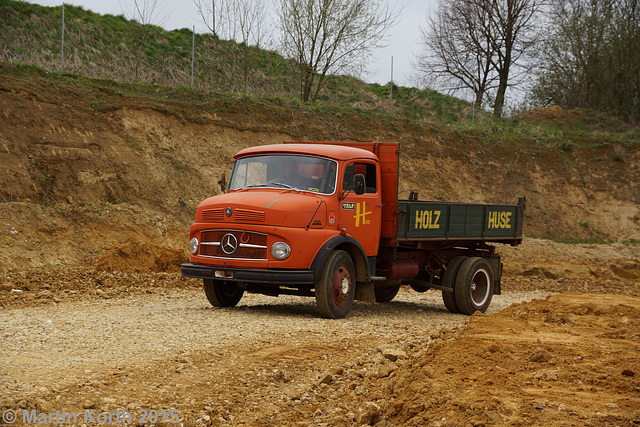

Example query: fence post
[191,26,195,87]
[61,4,65,72]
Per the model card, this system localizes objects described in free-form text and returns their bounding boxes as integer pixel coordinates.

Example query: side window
[342,163,377,193]
[342,164,354,191]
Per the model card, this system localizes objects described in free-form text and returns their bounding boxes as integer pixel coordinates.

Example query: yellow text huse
[487,211,512,229]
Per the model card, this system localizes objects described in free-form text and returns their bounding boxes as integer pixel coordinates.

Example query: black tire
[315,250,356,319]
[375,285,401,303]
[409,283,430,293]
[441,256,467,314]
[454,257,494,315]
[203,279,244,307]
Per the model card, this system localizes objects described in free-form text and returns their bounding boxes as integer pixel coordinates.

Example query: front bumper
[181,263,316,285]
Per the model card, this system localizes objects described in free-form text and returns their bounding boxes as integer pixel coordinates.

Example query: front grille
[201,208,265,223]
[202,208,224,221]
[200,230,268,260]
[235,209,265,222]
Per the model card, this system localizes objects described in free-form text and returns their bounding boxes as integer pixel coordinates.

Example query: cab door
[339,161,382,256]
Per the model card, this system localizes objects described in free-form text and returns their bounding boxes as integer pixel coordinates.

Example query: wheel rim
[332,265,352,307]
[470,268,490,306]
[221,282,239,297]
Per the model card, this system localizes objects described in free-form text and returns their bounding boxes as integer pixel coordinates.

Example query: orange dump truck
[181,142,525,318]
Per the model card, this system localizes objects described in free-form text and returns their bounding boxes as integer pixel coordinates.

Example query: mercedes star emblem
[221,233,238,254]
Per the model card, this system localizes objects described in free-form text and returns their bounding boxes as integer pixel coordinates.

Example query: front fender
[310,235,370,283]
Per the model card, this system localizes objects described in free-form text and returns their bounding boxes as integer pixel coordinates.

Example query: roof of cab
[234,143,379,161]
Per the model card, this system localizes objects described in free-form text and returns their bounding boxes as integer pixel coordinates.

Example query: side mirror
[353,174,366,195]
[218,173,226,193]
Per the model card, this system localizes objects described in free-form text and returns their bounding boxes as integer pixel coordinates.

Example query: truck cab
[181,143,388,318]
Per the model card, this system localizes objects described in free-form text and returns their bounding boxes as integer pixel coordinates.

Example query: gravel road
[0,285,549,408]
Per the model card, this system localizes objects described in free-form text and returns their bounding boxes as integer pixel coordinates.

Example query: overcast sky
[29,0,438,87]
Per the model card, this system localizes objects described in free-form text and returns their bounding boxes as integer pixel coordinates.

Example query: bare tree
[233,0,271,91]
[277,0,399,102]
[120,0,169,81]
[486,0,543,117]
[416,0,499,109]
[233,0,270,48]
[194,0,228,39]
[417,0,543,117]
[195,0,270,44]
[195,0,271,92]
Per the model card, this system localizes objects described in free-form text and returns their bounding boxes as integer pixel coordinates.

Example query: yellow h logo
[354,202,372,227]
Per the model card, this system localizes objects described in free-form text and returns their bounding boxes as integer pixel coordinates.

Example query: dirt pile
[0,269,196,307]
[272,293,640,426]
[93,242,186,273]
[500,238,640,282]
[382,293,640,426]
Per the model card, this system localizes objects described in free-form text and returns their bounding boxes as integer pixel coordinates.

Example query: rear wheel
[203,279,244,307]
[374,285,400,303]
[454,257,494,314]
[441,256,466,314]
[315,250,355,319]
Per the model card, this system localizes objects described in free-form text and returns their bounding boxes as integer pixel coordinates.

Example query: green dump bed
[396,199,525,244]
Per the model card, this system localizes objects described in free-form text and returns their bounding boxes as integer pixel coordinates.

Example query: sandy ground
[1,238,639,426]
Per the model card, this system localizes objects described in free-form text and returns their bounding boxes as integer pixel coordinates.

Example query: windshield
[229,154,337,195]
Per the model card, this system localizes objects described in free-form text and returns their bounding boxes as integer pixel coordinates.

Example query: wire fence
[2,3,402,118]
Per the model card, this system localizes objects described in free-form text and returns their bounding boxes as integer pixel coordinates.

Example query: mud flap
[486,257,502,295]
[355,281,375,302]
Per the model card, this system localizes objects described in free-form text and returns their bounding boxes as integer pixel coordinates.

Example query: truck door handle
[376,204,383,207]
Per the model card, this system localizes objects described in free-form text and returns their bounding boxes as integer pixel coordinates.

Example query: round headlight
[270,242,291,260]
[189,237,199,255]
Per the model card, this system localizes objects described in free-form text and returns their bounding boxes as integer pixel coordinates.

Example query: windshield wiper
[269,181,297,190]
[245,182,299,190]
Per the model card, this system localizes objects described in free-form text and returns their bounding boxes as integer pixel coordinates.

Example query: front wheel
[454,257,494,314]
[203,279,244,307]
[315,250,355,319]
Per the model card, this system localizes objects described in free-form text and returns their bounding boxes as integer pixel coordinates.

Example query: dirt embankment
[0,66,639,275]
